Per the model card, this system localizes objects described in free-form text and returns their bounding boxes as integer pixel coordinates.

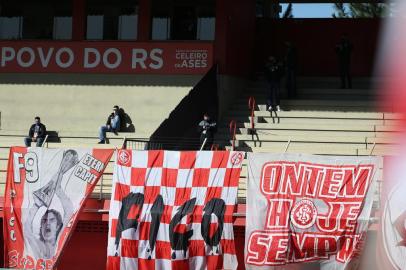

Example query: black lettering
[115,192,144,255]
[169,198,196,259]
[147,195,164,260]
[201,198,226,255]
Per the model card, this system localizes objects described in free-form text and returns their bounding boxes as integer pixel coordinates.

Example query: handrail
[41,134,49,148]
[284,139,291,153]
[248,96,256,130]
[229,120,237,151]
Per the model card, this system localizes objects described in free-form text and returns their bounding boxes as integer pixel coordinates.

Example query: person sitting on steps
[98,105,121,144]
[24,116,47,147]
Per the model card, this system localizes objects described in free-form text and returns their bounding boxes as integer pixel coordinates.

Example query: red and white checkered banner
[245,153,381,269]
[106,150,244,270]
[3,147,114,269]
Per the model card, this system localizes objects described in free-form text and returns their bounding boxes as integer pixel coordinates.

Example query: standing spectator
[264,56,284,111]
[98,105,121,144]
[198,113,216,150]
[285,42,297,98]
[336,35,353,89]
[24,116,47,147]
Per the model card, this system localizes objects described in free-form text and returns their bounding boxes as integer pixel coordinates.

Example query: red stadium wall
[255,18,382,77]
[215,0,256,77]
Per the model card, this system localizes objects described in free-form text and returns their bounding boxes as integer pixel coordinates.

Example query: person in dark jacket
[336,35,353,89]
[98,105,121,144]
[24,116,47,147]
[265,56,284,111]
[198,113,216,150]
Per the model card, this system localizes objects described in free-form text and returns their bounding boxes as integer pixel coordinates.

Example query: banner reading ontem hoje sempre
[245,153,381,270]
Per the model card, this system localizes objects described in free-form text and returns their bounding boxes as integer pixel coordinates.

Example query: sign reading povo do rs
[0,42,213,74]
[245,153,381,269]
[3,147,114,270]
[107,150,244,270]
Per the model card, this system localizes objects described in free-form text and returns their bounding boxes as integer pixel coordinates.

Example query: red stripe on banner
[138,258,156,270]
[179,151,197,169]
[114,183,131,201]
[110,219,118,238]
[154,241,172,260]
[224,168,242,187]
[192,168,210,187]
[144,186,161,204]
[211,151,230,168]
[147,150,164,168]
[207,254,224,270]
[106,255,121,270]
[121,239,139,258]
[131,168,147,186]
[3,147,27,269]
[171,259,189,270]
[161,168,178,187]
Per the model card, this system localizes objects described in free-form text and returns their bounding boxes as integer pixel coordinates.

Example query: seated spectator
[98,105,121,144]
[24,116,47,147]
[198,113,217,150]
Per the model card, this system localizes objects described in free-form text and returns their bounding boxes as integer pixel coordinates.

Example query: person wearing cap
[98,105,121,144]
[24,116,47,147]
[198,113,217,150]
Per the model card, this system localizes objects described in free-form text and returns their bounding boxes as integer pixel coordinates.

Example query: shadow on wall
[150,65,218,150]
[118,108,135,133]
[0,73,201,86]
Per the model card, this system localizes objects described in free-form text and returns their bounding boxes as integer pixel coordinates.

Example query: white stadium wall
[0,74,202,138]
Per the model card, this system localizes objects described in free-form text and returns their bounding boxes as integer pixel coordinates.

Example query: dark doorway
[172,6,197,40]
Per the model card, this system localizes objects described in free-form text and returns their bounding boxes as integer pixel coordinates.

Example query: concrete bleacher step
[233,134,397,145]
[225,110,401,120]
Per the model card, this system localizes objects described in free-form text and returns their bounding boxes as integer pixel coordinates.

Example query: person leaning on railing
[198,113,217,150]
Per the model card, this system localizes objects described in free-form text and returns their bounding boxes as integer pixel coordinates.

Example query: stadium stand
[0,76,398,208]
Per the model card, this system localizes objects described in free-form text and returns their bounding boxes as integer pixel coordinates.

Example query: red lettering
[261,163,283,195]
[265,199,292,229]
[280,163,302,195]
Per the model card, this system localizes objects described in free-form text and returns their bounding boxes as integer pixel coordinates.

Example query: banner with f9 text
[107,150,244,270]
[245,153,381,270]
[3,147,114,269]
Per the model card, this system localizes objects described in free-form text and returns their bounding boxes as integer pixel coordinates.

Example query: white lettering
[131,49,147,69]
[55,47,74,68]
[84,48,100,68]
[16,47,35,68]
[103,48,122,69]
[37,47,54,67]
[150,48,163,69]
[1,47,15,67]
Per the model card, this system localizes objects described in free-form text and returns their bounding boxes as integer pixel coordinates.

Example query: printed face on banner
[245,155,380,269]
[107,150,243,270]
[4,147,113,270]
[378,156,406,270]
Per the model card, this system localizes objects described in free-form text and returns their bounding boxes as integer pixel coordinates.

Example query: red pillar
[72,0,86,41]
[138,0,151,41]
[214,0,230,74]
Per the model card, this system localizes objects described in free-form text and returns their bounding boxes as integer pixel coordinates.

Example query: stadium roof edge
[277,0,387,3]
